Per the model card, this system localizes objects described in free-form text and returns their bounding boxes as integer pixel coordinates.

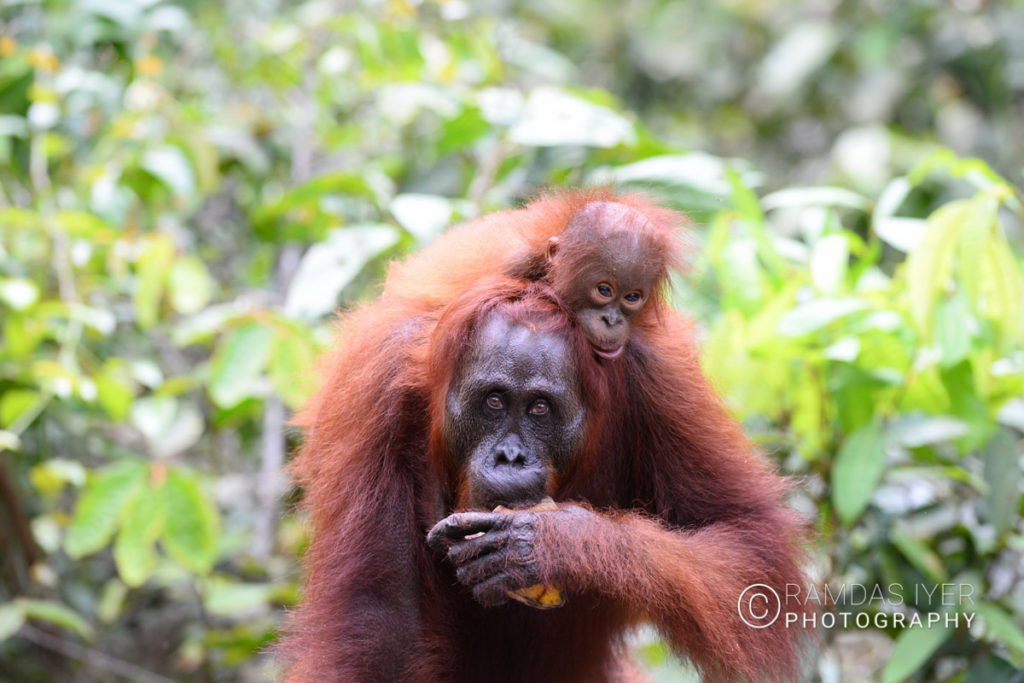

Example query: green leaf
[956,194,996,305]
[16,599,93,639]
[252,171,382,241]
[167,256,215,315]
[831,420,886,525]
[777,298,868,336]
[95,360,134,422]
[0,603,25,642]
[979,239,1024,346]
[141,145,196,200]
[391,194,452,243]
[204,578,274,616]
[890,528,947,583]
[761,186,869,211]
[974,601,1024,657]
[881,622,951,683]
[934,294,972,367]
[508,86,635,148]
[0,389,40,429]
[162,470,219,574]
[726,167,764,226]
[810,234,849,295]
[906,199,968,337]
[129,396,204,459]
[718,237,764,313]
[65,462,147,559]
[283,225,401,320]
[208,322,274,409]
[114,485,166,587]
[133,234,175,330]
[438,105,490,154]
[269,329,317,409]
[982,431,1022,537]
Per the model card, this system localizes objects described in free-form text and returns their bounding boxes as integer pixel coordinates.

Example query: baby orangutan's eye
[595,283,613,299]
[624,291,642,304]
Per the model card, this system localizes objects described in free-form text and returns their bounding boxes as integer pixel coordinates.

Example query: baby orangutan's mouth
[594,345,624,360]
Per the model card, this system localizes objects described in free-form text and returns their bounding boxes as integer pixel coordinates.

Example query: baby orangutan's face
[557,232,656,360]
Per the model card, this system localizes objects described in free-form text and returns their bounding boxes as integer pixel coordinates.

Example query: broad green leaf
[761,186,868,211]
[204,578,274,616]
[167,256,215,315]
[982,431,1022,537]
[874,177,911,220]
[974,602,1024,657]
[253,171,382,240]
[283,225,400,320]
[906,200,968,336]
[719,237,764,313]
[208,322,274,409]
[726,167,764,226]
[885,416,967,448]
[881,622,951,683]
[95,360,134,422]
[0,389,41,429]
[890,528,947,583]
[114,488,165,587]
[956,194,996,305]
[777,298,867,336]
[391,194,452,243]
[270,329,317,409]
[437,105,490,154]
[908,149,1010,191]
[509,86,635,148]
[810,234,849,295]
[0,603,25,641]
[899,367,950,414]
[162,470,219,574]
[934,294,972,367]
[133,234,175,330]
[979,239,1024,345]
[831,420,885,525]
[141,145,196,200]
[874,217,927,253]
[96,580,128,625]
[602,153,752,196]
[65,462,147,558]
[129,396,203,458]
[16,599,93,639]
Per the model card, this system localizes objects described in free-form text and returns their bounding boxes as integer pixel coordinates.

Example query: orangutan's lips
[594,345,624,360]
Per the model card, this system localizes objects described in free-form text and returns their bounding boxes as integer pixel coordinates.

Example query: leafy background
[0,1,1022,681]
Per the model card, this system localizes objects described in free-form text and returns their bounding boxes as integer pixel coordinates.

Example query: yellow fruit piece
[494,497,564,609]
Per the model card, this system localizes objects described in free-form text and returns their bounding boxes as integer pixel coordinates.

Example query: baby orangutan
[383,190,682,361]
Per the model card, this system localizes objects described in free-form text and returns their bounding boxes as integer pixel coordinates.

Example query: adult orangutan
[281,251,815,683]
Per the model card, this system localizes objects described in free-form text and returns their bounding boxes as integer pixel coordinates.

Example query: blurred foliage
[0,0,1021,681]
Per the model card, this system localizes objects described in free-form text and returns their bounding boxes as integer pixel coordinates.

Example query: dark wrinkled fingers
[472,573,513,607]
[454,548,511,586]
[427,512,506,552]
[446,531,506,564]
